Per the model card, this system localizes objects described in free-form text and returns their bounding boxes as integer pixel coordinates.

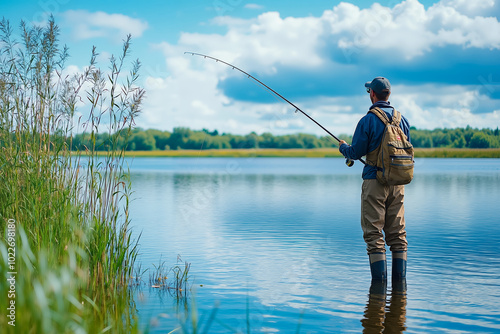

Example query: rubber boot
[369,278,388,296]
[369,252,387,281]
[392,251,407,281]
[392,278,407,294]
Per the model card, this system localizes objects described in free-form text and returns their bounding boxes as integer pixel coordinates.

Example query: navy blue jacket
[339,101,411,179]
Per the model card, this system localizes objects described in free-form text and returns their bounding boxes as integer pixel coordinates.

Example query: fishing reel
[345,158,354,167]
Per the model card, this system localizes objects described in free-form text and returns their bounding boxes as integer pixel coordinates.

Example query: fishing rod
[184,51,365,167]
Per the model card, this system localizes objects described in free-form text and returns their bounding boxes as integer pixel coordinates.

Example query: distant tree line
[69,126,500,151]
[409,126,500,148]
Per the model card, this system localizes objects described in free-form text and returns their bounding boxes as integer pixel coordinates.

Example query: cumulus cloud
[439,0,496,16]
[61,10,149,42]
[139,0,500,134]
[244,3,264,10]
[177,0,500,78]
[185,11,324,71]
[324,0,500,61]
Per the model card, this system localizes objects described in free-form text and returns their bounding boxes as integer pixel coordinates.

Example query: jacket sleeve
[401,116,411,143]
[339,116,370,160]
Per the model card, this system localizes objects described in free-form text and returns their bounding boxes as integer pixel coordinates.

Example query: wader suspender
[365,107,402,169]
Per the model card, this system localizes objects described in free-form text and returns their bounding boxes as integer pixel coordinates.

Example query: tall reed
[0,17,144,332]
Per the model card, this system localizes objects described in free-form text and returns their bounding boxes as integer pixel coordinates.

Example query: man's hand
[338,140,347,149]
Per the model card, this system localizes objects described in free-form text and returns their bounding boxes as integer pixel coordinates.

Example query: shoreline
[88,148,500,158]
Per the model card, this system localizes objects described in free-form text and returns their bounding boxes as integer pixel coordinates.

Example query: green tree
[410,130,432,148]
[168,127,192,150]
[452,134,466,148]
[464,125,475,147]
[319,135,339,148]
[299,133,321,148]
[275,135,303,148]
[184,131,207,149]
[432,131,451,147]
[129,131,155,150]
[146,129,170,150]
[243,132,260,148]
[469,132,491,148]
[259,132,275,148]
[202,128,219,136]
[209,136,231,149]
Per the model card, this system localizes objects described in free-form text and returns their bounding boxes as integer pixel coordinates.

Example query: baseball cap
[365,77,391,94]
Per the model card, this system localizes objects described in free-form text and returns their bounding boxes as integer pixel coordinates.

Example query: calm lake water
[127,157,500,333]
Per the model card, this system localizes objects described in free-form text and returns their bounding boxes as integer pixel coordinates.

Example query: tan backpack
[366,107,414,186]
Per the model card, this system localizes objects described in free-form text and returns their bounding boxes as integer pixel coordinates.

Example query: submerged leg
[369,252,387,281]
[392,251,407,280]
[362,180,388,281]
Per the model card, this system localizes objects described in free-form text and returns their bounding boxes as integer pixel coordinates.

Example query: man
[338,77,410,282]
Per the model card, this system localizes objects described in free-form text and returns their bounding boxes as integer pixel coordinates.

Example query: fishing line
[184,51,365,166]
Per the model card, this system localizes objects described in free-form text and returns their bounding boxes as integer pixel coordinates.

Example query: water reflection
[127,158,500,333]
[361,280,407,333]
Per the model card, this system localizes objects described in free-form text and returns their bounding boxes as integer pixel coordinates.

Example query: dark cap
[365,77,391,94]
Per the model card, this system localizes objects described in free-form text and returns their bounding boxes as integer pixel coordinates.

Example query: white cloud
[391,84,500,129]
[137,0,500,134]
[185,11,324,72]
[176,0,500,68]
[439,0,496,16]
[95,51,112,64]
[325,0,500,60]
[61,10,149,42]
[244,3,264,10]
[426,2,500,49]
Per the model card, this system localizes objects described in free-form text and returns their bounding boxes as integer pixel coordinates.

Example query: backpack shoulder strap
[391,109,401,126]
[365,107,389,168]
[368,107,391,125]
[369,107,402,127]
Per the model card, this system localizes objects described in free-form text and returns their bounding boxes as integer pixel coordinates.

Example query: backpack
[365,107,414,186]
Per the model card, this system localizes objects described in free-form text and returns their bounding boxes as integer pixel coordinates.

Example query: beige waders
[361,179,407,281]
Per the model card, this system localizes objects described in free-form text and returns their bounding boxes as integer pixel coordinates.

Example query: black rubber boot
[369,252,387,281]
[392,278,407,294]
[369,278,388,296]
[392,251,407,281]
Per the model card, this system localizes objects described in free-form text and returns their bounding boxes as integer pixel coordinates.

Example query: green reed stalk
[0,17,144,332]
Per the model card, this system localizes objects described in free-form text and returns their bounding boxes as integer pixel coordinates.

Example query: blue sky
[1,0,500,135]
